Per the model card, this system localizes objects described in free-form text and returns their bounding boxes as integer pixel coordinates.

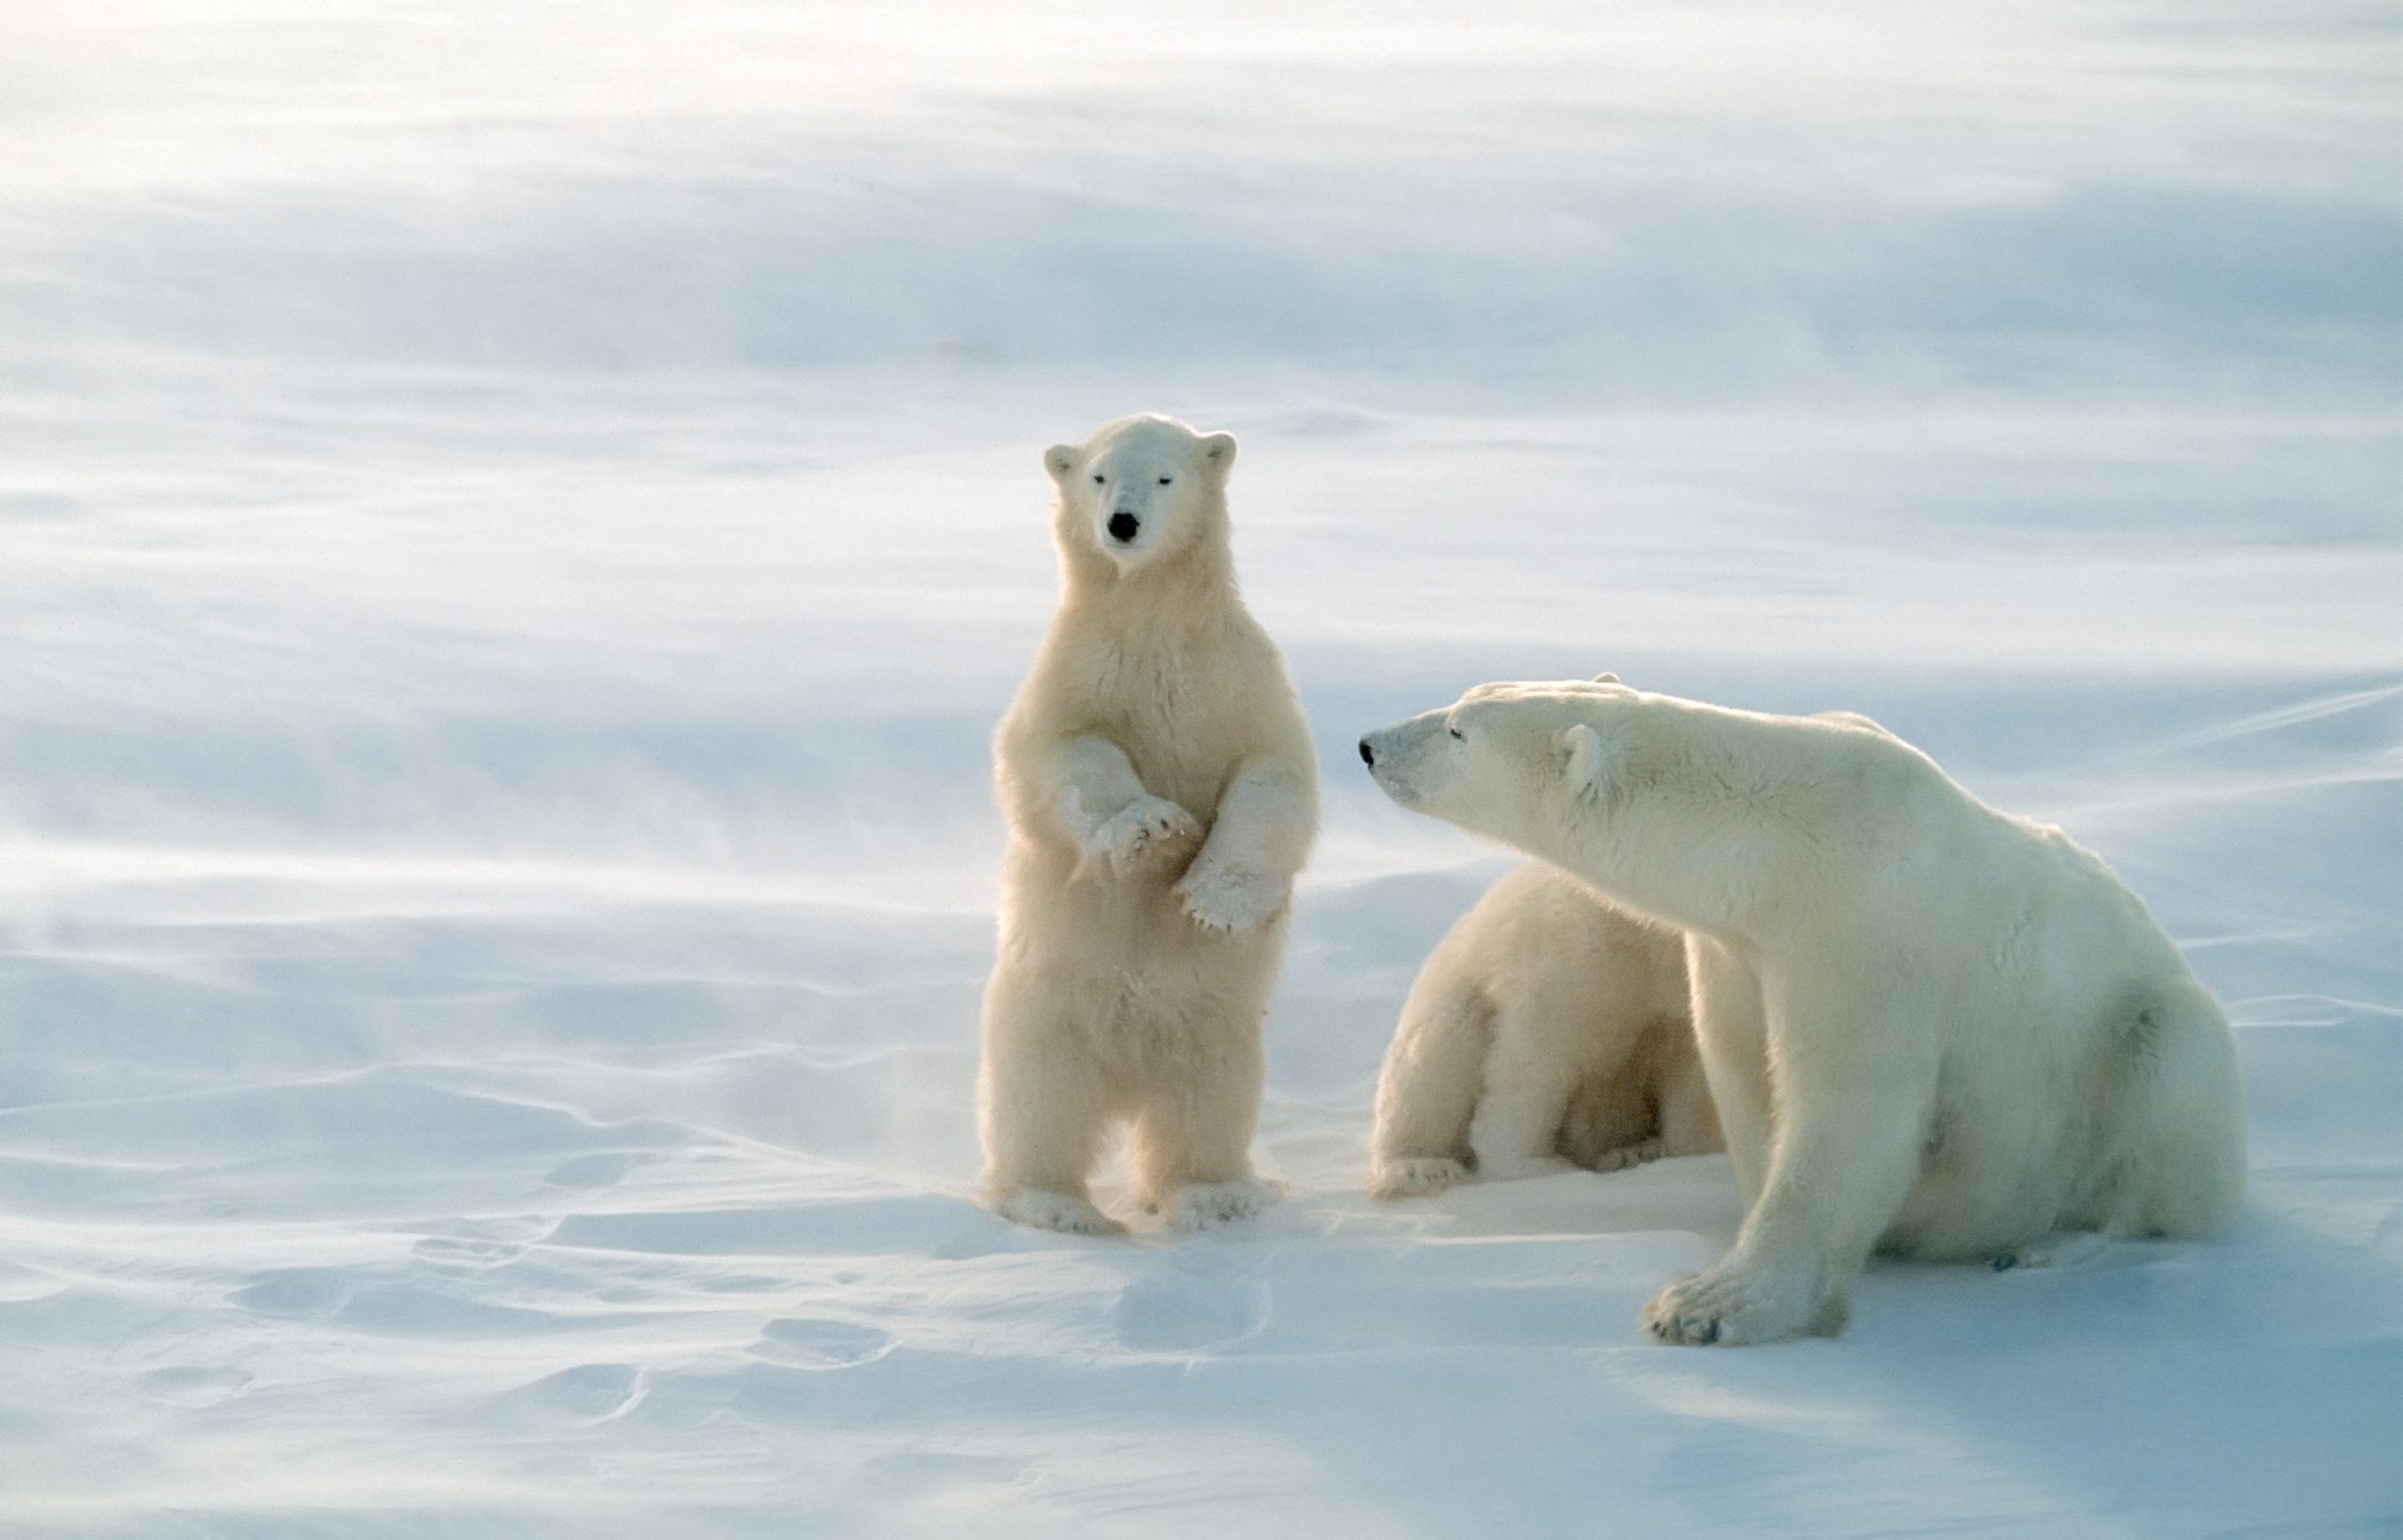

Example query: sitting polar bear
[1359,679,2245,1345]
[1370,859,1722,1198]
[977,414,1318,1237]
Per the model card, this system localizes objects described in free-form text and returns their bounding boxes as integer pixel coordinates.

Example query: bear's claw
[1369,1156,1469,1199]
[1175,865,1282,935]
[1161,1177,1278,1232]
[1989,1231,2109,1272]
[1642,1261,1845,1347]
[1087,796,1202,877]
[993,1189,1126,1237]
[1593,1137,1667,1174]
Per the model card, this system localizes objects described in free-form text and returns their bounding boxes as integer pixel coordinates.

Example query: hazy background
[1,4,2396,1534]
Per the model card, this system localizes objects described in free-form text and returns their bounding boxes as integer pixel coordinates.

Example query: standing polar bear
[978,414,1318,1237]
[1360,679,2245,1345]
[1370,859,1721,1198]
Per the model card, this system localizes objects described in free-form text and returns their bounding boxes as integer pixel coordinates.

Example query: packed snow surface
[1,2,2396,1535]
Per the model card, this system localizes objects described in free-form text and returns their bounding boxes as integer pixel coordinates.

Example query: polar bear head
[1357,675,1637,846]
[1044,414,1238,575]
[1365,677,1894,936]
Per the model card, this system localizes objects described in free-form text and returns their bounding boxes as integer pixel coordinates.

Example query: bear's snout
[1107,511,1140,544]
[1358,720,1436,811]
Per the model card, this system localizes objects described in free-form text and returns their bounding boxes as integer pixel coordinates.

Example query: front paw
[1175,865,1284,935]
[1084,797,1202,877]
[1642,1259,1846,1347]
[1592,1137,1667,1174]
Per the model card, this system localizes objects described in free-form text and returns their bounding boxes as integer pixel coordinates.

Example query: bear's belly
[1001,840,1282,967]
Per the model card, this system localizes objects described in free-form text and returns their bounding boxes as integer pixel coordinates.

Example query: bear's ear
[1198,432,1237,480]
[1592,672,1620,685]
[1044,445,1079,484]
[1557,724,1610,800]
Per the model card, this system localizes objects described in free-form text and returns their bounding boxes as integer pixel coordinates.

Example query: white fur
[978,415,1318,1234]
[1369,861,1721,1197]
[1361,679,2246,1344]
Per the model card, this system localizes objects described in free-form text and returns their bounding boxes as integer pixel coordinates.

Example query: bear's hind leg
[978,979,1124,1237]
[1130,1027,1274,1233]
[2103,978,2247,1242]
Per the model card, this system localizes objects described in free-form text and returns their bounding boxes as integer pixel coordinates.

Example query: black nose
[1358,739,1374,767]
[1108,511,1140,543]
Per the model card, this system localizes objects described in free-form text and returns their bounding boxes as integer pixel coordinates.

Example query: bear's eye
[1092,473,1105,485]
[1157,476,1171,485]
[1448,726,1465,740]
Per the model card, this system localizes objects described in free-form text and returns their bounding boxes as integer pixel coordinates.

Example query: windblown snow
[0,3,2395,1535]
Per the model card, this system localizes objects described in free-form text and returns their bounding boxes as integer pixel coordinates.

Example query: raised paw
[1161,1177,1278,1233]
[993,1189,1126,1238]
[1369,1156,1468,1199]
[1642,1259,1846,1347]
[1085,797,1202,877]
[1174,864,1284,935]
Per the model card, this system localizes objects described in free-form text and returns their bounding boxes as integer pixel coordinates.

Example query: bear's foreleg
[1368,978,1491,1198]
[1685,935,1774,1204]
[1023,733,1201,877]
[1645,985,1937,1346]
[1464,1016,1587,1182]
[1175,758,1314,935]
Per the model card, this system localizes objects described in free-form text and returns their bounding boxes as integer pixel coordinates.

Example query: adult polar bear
[979,414,1317,1237]
[1359,679,2245,1345]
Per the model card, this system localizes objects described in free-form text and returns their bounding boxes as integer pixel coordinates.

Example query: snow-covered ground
[2,3,2396,1534]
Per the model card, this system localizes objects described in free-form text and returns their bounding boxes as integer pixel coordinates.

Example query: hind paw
[1370,1156,1468,1198]
[1990,1231,2109,1272]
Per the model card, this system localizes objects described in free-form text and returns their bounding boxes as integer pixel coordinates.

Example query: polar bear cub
[978,414,1318,1237]
[1370,860,1721,1198]
[1360,679,2245,1344]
